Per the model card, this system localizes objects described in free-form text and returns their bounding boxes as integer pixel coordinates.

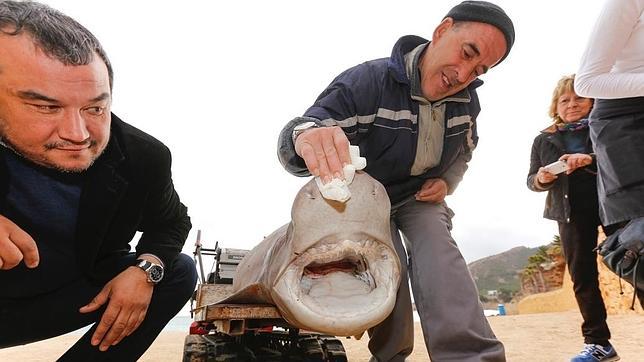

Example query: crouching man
[0,1,197,360]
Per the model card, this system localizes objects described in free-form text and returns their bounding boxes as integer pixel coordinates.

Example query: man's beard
[0,126,102,173]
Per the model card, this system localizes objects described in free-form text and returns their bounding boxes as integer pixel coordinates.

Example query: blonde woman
[527,75,619,362]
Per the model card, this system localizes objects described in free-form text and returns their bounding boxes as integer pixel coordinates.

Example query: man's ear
[432,17,454,43]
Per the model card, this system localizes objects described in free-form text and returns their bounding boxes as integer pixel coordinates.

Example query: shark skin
[221,172,401,336]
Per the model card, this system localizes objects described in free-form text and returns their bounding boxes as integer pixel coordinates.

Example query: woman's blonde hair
[548,74,588,124]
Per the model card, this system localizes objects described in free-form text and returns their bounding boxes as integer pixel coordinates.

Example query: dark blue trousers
[0,253,197,361]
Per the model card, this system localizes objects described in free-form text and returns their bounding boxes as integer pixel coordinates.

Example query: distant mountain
[468,246,539,296]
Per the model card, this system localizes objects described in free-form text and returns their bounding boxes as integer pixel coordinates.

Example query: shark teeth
[296,240,377,295]
[293,239,379,267]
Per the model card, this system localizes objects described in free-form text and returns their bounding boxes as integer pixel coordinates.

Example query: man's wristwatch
[292,121,319,143]
[135,259,164,284]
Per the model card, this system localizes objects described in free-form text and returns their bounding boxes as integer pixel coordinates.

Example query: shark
[221,172,400,337]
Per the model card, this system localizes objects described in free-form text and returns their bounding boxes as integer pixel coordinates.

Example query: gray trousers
[368,198,505,362]
[590,97,644,225]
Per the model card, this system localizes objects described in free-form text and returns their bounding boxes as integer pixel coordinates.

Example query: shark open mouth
[273,239,400,336]
[301,251,376,298]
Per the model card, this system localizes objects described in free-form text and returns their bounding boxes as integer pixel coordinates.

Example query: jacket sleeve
[136,145,191,267]
[440,89,480,195]
[441,151,472,195]
[527,136,554,192]
[277,62,381,176]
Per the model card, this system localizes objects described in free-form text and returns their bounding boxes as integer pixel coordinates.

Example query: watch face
[149,265,164,283]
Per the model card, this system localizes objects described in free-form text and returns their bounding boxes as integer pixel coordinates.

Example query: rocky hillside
[468,246,538,298]
[519,239,565,295]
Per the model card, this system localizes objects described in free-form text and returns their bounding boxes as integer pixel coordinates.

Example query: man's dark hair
[0,0,113,89]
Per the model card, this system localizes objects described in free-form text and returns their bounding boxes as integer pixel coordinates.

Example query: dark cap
[445,1,515,65]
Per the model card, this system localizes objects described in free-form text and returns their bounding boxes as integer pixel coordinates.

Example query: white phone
[543,160,569,175]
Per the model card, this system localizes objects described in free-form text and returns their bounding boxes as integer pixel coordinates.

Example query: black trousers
[0,253,197,361]
[558,211,610,346]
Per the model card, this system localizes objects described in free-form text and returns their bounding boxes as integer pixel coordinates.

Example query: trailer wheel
[299,335,325,361]
[319,336,348,362]
[183,335,208,362]
[182,334,255,362]
[299,334,348,362]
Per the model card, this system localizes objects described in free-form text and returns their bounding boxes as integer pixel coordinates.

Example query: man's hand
[559,153,593,174]
[294,126,352,183]
[80,266,154,351]
[415,178,448,203]
[0,214,39,270]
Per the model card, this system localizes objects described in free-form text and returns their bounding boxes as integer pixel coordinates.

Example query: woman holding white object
[527,75,620,362]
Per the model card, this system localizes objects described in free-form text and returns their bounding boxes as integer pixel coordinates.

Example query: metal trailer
[182,231,349,362]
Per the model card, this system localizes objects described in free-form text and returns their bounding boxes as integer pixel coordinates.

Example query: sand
[1,311,642,361]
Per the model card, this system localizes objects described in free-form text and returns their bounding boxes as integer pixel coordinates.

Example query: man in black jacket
[0,1,197,360]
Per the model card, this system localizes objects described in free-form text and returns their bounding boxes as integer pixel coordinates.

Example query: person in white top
[576,0,644,99]
[574,1,644,361]
[576,0,644,226]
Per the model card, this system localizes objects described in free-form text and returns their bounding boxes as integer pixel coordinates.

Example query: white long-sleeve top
[575,0,644,98]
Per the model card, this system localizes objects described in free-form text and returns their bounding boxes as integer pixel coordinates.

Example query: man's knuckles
[1,255,23,269]
[111,321,128,331]
[0,246,24,269]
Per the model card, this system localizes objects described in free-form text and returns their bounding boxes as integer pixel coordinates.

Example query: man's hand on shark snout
[415,178,448,203]
[295,126,352,183]
[0,214,39,270]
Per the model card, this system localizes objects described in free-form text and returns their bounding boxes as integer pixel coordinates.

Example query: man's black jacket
[0,113,191,282]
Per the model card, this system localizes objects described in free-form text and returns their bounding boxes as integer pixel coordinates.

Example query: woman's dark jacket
[527,125,598,223]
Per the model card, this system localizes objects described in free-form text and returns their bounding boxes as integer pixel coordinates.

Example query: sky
[46,0,608,263]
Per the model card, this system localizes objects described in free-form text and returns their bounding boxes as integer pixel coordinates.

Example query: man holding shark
[278,1,515,360]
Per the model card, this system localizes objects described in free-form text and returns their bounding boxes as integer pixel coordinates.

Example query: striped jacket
[278,35,483,204]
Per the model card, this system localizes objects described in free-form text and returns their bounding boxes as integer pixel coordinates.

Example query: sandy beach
[1,311,642,361]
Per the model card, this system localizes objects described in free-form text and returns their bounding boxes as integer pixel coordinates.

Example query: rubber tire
[182,335,207,362]
[299,334,348,362]
[182,334,253,362]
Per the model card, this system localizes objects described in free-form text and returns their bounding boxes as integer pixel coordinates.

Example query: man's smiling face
[419,18,507,101]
